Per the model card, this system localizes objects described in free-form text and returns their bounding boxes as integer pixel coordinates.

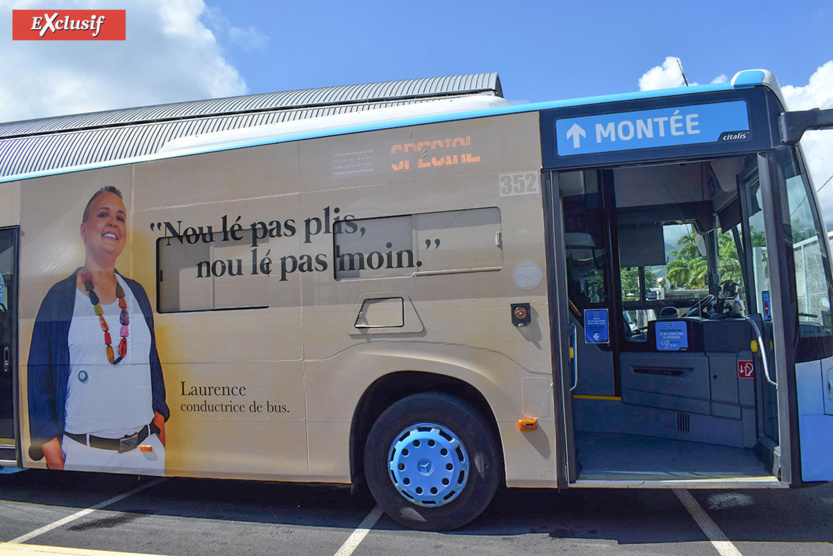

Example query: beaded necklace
[81,269,129,365]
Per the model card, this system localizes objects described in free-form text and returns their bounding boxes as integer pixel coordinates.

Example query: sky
[1,0,831,223]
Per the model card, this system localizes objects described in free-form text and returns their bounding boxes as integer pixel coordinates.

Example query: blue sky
[202,1,830,103]
[1,0,832,218]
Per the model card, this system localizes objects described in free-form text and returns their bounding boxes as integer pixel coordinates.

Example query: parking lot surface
[0,470,831,555]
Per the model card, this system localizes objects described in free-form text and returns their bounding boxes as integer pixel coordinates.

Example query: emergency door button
[511,303,531,327]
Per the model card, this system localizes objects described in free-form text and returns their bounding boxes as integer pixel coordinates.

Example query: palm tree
[718,232,742,284]
[666,230,704,288]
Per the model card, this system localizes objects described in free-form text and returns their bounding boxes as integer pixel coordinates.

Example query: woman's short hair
[82,186,123,223]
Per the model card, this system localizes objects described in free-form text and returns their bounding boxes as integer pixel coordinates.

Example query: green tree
[666,231,708,289]
[621,267,658,300]
[718,232,742,284]
[717,230,765,285]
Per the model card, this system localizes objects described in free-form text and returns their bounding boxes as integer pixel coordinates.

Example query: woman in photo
[28,186,169,474]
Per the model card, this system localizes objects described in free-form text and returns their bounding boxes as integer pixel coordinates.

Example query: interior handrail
[745,316,777,388]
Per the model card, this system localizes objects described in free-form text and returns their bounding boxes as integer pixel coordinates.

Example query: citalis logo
[12,10,126,40]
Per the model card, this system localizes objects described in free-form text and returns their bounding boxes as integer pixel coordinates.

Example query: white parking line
[8,478,165,545]
[674,489,743,556]
[333,505,383,556]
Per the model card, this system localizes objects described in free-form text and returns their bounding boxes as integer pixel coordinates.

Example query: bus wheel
[364,392,500,531]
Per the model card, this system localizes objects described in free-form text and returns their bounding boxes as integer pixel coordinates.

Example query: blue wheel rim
[387,423,469,507]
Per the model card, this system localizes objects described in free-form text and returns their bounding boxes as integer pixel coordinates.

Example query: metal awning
[0,73,502,178]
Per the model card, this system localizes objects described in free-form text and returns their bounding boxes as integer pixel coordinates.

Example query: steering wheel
[683,294,714,317]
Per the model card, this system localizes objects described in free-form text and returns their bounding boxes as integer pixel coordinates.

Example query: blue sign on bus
[656,321,689,351]
[556,101,750,156]
[762,290,771,321]
[584,309,609,344]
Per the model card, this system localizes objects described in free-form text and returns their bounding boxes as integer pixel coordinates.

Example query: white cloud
[781,62,833,110]
[781,61,833,226]
[203,6,268,51]
[638,57,689,91]
[0,0,248,122]
[638,58,833,227]
[638,57,730,91]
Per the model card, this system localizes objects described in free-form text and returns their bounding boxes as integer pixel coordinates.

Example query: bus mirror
[779,108,833,145]
[618,225,665,268]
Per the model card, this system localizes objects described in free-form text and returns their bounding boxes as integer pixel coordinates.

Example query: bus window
[562,171,607,311]
[157,230,271,313]
[621,223,708,340]
[779,148,833,360]
[743,170,772,321]
[716,226,748,305]
[333,207,503,280]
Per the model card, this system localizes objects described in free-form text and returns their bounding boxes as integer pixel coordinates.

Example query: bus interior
[558,150,826,484]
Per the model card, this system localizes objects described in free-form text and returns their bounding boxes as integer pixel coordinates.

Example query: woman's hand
[153,412,166,448]
[42,437,64,470]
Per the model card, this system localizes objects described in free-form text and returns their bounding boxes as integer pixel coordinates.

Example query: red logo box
[13,10,126,40]
[737,360,754,379]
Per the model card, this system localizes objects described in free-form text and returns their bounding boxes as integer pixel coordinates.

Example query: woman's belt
[64,422,160,453]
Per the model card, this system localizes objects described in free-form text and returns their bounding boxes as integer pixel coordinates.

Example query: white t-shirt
[65,275,153,438]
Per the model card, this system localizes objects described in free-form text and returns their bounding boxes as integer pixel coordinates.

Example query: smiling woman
[26,186,169,475]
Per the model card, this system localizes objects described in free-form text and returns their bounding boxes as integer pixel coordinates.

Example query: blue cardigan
[27,270,169,460]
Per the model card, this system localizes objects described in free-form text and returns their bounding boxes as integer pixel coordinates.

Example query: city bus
[1,70,832,531]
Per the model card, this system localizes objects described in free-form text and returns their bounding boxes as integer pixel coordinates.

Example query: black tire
[364,392,501,531]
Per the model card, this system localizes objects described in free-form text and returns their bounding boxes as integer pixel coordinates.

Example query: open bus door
[0,227,19,466]
[549,156,789,487]
[543,89,833,488]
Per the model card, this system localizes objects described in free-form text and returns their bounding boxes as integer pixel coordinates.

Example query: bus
[1,70,832,531]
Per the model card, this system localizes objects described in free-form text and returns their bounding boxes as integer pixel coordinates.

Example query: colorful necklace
[81,269,129,365]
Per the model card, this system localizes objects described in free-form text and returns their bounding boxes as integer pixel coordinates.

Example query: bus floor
[573,432,775,483]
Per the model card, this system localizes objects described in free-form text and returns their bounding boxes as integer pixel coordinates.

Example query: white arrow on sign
[566,123,586,148]
[593,333,600,341]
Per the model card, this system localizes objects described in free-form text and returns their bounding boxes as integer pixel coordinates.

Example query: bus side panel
[797,357,833,481]
[17,112,559,487]
[132,143,309,480]
[19,165,134,469]
[19,145,313,480]
[298,113,559,486]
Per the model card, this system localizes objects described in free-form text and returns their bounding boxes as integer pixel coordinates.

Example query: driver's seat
[658,306,679,319]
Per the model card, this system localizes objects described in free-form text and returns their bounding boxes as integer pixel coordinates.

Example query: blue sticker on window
[584,309,609,344]
[656,321,688,351]
[761,291,771,321]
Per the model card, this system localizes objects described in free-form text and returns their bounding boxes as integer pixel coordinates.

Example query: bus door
[551,157,785,485]
[0,227,18,464]
[549,169,613,484]
[737,162,780,462]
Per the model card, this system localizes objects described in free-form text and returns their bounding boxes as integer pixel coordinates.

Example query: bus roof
[0,69,781,185]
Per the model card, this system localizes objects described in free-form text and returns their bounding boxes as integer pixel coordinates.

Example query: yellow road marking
[0,543,170,556]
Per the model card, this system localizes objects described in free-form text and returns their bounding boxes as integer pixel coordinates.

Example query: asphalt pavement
[0,470,831,555]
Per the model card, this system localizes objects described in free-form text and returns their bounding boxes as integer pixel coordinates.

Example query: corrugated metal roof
[0,73,501,178]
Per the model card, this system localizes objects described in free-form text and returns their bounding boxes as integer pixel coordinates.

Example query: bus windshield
[564,149,833,363]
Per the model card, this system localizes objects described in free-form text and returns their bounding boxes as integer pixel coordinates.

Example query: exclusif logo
[12,10,126,40]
